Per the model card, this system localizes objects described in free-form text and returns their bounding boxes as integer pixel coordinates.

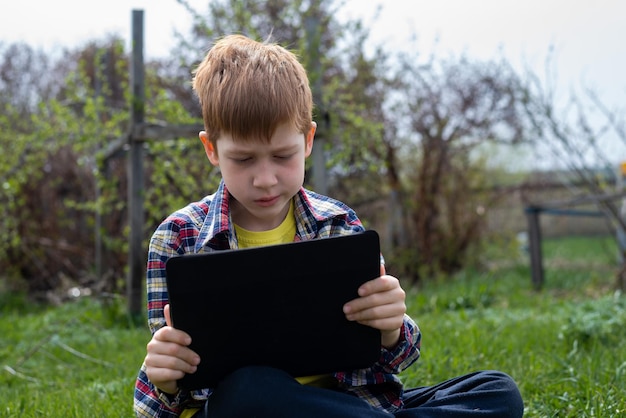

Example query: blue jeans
[199,366,524,417]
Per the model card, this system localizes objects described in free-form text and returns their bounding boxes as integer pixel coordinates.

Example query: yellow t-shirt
[180,409,198,418]
[234,200,296,248]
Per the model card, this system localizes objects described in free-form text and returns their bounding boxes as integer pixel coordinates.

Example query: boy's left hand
[343,265,406,349]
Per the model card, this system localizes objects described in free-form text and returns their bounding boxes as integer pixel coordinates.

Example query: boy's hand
[144,304,201,395]
[343,265,406,349]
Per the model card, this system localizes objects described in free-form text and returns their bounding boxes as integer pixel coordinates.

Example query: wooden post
[305,1,327,195]
[127,9,145,317]
[94,54,103,283]
[616,162,626,263]
[525,206,544,290]
[94,51,108,284]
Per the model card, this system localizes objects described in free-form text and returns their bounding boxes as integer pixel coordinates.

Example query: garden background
[1,1,625,416]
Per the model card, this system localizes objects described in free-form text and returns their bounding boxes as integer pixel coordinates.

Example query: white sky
[1,0,624,103]
[1,0,625,166]
[346,0,626,107]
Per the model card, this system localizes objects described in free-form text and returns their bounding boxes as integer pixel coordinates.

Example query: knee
[479,370,524,416]
[479,370,517,385]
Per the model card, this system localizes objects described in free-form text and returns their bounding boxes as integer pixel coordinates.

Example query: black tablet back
[165,230,381,390]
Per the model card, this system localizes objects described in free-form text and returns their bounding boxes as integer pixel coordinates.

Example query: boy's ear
[199,131,219,166]
[304,122,316,158]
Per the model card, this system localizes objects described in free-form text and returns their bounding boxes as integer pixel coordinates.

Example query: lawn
[1,235,625,417]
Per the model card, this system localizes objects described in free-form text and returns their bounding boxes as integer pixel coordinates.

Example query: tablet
[165,229,382,390]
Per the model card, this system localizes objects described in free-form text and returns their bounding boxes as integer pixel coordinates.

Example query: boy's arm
[146,225,179,334]
[338,263,421,377]
[377,314,421,373]
[333,314,420,413]
[134,362,190,417]
[342,265,420,371]
[333,314,421,381]
[134,220,207,416]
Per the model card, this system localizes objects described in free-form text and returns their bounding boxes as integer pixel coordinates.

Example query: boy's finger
[380,264,386,276]
[164,304,172,327]
[359,274,397,297]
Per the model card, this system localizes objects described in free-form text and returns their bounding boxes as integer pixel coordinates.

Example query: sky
[1,0,625,166]
[1,1,623,95]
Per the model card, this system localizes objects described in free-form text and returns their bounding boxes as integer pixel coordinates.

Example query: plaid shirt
[134,181,421,417]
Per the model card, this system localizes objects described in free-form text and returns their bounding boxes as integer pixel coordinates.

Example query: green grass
[1,235,625,417]
[0,295,147,417]
[401,235,626,418]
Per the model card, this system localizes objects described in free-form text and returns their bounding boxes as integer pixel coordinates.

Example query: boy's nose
[252,162,278,188]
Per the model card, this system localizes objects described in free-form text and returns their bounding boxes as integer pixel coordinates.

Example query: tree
[386,51,527,280]
[0,42,56,117]
[519,53,626,291]
[0,39,132,296]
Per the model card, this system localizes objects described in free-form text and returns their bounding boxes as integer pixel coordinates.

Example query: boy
[134,34,523,417]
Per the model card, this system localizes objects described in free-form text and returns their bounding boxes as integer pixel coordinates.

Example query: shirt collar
[195,180,235,252]
[195,180,350,251]
[294,188,346,240]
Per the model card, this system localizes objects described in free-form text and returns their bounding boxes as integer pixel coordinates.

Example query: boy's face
[200,122,315,231]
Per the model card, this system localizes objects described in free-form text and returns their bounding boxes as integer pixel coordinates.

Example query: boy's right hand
[144,304,201,395]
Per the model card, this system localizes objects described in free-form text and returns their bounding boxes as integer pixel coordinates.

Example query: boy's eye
[232,157,252,163]
[274,154,294,160]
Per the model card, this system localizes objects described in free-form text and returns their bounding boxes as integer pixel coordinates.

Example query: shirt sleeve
[134,362,190,417]
[133,220,181,416]
[333,314,421,412]
[133,218,210,416]
[378,315,421,373]
[146,219,185,333]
